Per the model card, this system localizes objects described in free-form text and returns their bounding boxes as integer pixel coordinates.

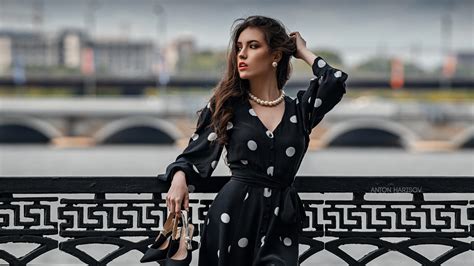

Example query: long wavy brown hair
[196,15,297,146]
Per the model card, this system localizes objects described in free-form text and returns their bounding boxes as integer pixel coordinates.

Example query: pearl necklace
[248,89,285,107]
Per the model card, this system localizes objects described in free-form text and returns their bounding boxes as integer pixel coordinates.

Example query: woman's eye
[237,45,257,51]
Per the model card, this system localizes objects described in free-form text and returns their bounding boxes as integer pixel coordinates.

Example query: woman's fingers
[168,196,173,214]
[166,183,189,217]
[174,198,182,217]
[184,192,190,211]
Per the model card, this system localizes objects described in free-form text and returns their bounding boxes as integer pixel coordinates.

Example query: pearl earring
[272,61,278,68]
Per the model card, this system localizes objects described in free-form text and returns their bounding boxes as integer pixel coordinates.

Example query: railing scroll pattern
[0,176,472,265]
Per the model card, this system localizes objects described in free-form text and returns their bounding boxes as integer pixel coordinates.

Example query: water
[0,145,473,265]
[1,145,473,177]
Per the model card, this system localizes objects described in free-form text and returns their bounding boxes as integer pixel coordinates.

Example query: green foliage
[178,49,227,75]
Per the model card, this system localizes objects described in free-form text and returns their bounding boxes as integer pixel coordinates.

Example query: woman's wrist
[171,170,187,185]
[300,48,317,66]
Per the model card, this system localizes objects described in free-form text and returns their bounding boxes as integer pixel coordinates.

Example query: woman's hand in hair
[289,31,308,59]
[289,31,317,66]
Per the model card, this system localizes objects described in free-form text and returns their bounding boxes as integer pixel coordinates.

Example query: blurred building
[0,29,162,76]
[0,30,58,71]
[166,34,196,72]
[93,38,155,76]
[57,29,88,69]
[457,51,474,69]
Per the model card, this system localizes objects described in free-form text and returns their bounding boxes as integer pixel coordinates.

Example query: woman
[157,15,348,266]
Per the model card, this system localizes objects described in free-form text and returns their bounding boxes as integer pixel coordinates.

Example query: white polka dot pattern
[249,108,257,116]
[267,166,274,176]
[314,98,322,108]
[192,164,199,173]
[286,147,295,157]
[290,115,297,123]
[220,213,230,223]
[238,238,248,248]
[263,187,272,197]
[317,59,326,68]
[208,132,217,141]
[247,140,257,151]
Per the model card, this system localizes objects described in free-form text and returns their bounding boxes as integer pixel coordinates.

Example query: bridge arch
[452,126,474,149]
[320,118,419,149]
[94,116,183,144]
[0,116,62,143]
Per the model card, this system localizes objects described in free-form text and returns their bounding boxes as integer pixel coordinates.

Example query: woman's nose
[238,48,246,59]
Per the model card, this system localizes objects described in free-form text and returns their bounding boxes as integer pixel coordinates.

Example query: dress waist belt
[230,170,306,234]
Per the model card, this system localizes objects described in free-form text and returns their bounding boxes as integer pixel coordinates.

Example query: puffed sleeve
[296,56,348,135]
[157,102,224,186]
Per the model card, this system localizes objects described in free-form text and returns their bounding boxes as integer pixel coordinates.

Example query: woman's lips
[239,65,248,70]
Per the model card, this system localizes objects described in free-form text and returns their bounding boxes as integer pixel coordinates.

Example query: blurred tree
[355,56,426,78]
[357,57,391,73]
[178,49,226,76]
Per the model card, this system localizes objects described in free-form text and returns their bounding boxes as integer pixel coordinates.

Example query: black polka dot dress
[157,56,348,266]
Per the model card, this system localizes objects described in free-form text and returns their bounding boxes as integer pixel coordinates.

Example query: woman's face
[236,27,274,80]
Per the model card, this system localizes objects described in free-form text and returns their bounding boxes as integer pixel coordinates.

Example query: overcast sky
[1,0,472,69]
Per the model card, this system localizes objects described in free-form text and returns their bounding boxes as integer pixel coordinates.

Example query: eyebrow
[236,40,260,45]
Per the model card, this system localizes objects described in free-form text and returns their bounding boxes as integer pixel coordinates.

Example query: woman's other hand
[166,170,190,218]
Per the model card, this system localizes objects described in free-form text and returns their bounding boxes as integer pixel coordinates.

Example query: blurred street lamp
[32,0,44,32]
[84,0,101,97]
[440,1,453,90]
[86,0,100,40]
[153,1,169,110]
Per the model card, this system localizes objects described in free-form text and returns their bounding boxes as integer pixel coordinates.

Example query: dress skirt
[198,177,300,266]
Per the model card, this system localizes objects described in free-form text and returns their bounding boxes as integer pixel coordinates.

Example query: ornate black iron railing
[0,176,473,265]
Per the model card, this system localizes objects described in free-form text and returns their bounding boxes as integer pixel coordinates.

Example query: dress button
[266,131,274,138]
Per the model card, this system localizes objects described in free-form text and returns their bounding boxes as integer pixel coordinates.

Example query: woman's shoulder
[224,95,247,110]
[284,92,297,104]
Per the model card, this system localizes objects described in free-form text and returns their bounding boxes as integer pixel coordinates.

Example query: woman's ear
[273,50,283,63]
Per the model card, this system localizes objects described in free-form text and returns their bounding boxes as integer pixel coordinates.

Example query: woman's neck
[248,76,280,100]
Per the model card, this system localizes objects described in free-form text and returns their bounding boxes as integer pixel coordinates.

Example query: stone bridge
[0,96,472,151]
